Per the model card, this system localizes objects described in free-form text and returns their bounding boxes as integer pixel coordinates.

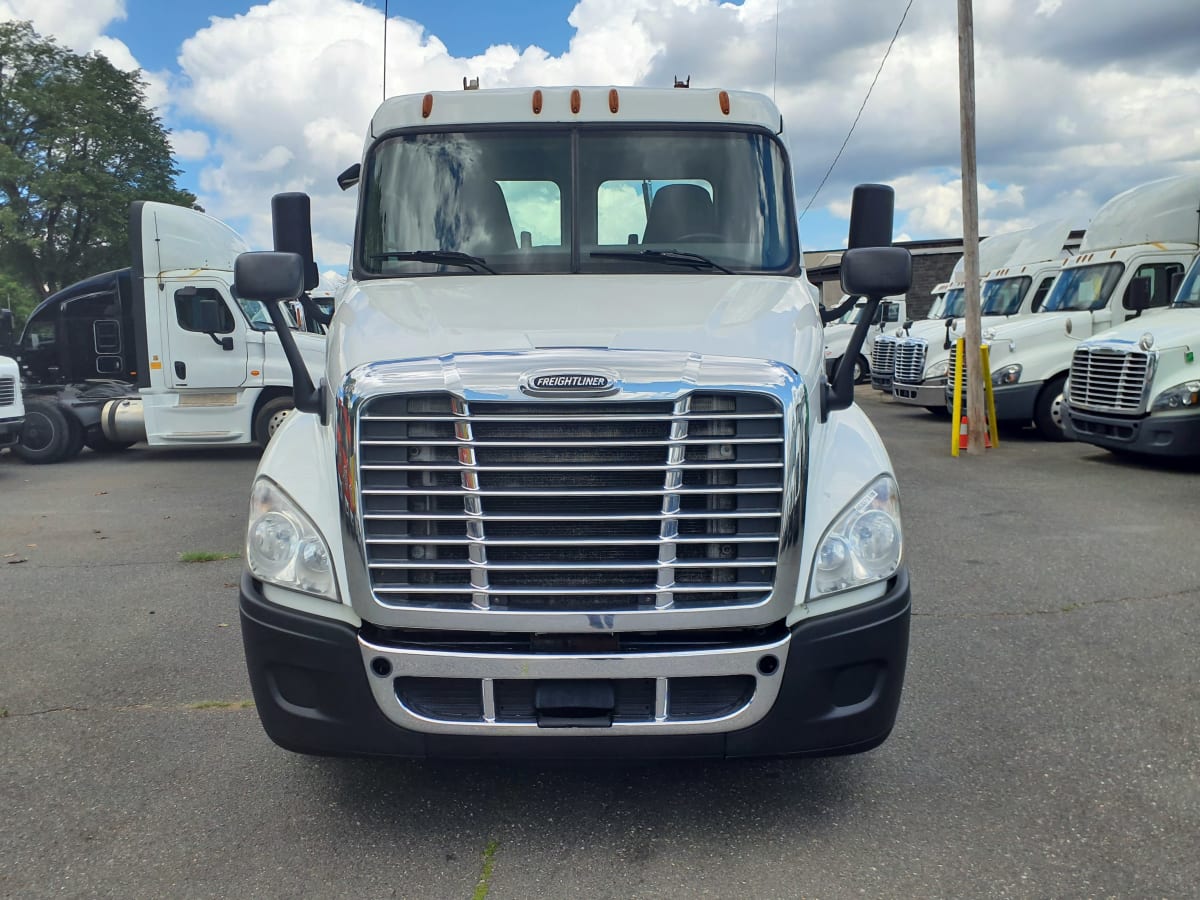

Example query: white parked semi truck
[1063,253,1200,456]
[823,294,905,383]
[870,230,1027,401]
[957,174,1200,440]
[0,331,24,451]
[890,221,1074,410]
[0,202,326,463]
[233,85,913,760]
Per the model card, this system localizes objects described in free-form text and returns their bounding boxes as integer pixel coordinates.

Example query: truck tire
[1034,374,1069,441]
[853,355,869,384]
[14,401,73,464]
[254,396,295,446]
[84,426,134,454]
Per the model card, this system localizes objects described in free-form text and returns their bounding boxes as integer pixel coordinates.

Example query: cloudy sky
[2,0,1198,282]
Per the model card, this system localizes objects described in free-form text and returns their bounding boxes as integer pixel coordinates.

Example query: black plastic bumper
[240,570,911,760]
[946,381,1039,422]
[0,417,23,448]
[1063,405,1200,457]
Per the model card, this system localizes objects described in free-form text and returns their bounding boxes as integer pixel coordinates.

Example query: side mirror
[1168,269,1184,303]
[1126,275,1152,315]
[235,251,305,302]
[337,163,361,191]
[840,247,912,299]
[0,309,13,349]
[271,194,320,292]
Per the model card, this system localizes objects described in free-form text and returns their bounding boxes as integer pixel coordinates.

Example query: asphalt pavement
[2,389,1197,899]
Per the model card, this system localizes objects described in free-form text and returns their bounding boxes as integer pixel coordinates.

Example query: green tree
[0,20,196,317]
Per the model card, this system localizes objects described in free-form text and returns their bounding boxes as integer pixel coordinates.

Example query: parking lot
[2,386,1198,899]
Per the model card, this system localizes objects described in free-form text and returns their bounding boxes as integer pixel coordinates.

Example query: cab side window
[1123,263,1184,310]
[1030,277,1055,312]
[175,288,235,333]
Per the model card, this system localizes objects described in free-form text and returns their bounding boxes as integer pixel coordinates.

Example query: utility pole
[957,0,986,453]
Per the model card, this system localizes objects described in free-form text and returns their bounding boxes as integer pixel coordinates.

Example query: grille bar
[360,437,783,447]
[365,535,778,546]
[361,413,780,423]
[373,584,772,596]
[361,486,782,497]
[894,339,927,383]
[0,378,15,406]
[368,559,778,571]
[364,511,782,522]
[361,462,781,472]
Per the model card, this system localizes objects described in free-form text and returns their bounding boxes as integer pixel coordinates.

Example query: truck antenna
[382,0,388,101]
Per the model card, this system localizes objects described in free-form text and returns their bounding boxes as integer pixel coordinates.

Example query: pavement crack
[913,584,1200,619]
[472,839,500,900]
[0,701,255,720]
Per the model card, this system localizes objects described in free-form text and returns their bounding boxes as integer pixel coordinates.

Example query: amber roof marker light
[532,89,543,114]
[609,89,619,114]
[421,94,433,118]
[570,89,581,114]
[719,91,731,115]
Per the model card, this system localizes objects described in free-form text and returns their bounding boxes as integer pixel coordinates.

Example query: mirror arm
[821,293,861,325]
[823,295,881,418]
[265,297,326,423]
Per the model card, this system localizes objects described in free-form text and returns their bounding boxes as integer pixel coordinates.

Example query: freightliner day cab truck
[955,174,1200,440]
[1063,253,1200,456]
[890,220,1075,411]
[870,230,1027,401]
[233,85,914,759]
[0,202,326,463]
[822,294,905,383]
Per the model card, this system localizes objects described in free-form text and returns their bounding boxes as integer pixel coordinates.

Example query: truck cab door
[164,281,249,389]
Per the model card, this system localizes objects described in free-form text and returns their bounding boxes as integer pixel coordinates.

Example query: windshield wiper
[590,249,733,274]
[370,250,496,274]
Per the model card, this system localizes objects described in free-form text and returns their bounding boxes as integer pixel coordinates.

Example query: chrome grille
[871,336,897,375]
[356,391,785,613]
[1068,345,1152,413]
[946,343,965,398]
[0,378,14,407]
[894,339,927,383]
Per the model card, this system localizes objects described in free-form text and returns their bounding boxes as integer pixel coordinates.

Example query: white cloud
[168,129,211,161]
[31,0,1195,259]
[0,0,142,73]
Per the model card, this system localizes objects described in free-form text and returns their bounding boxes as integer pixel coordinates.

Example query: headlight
[246,477,338,601]
[1151,381,1200,412]
[992,364,1021,386]
[811,476,902,598]
[924,359,949,380]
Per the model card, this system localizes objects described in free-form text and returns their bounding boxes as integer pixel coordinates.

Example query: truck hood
[1087,307,1200,351]
[984,311,1089,347]
[328,275,820,382]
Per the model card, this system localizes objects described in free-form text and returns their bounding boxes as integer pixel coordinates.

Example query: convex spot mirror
[235,251,306,303]
[840,247,912,299]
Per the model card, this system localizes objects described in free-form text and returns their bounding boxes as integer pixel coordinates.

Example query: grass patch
[472,839,500,900]
[187,700,255,710]
[179,550,240,563]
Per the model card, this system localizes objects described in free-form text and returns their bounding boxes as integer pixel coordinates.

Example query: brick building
[804,238,965,319]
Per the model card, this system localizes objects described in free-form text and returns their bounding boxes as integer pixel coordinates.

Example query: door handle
[175,361,186,380]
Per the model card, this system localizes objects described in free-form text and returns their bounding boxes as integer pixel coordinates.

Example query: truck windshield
[941,288,965,317]
[980,276,1031,316]
[359,127,796,276]
[1039,263,1124,312]
[927,294,946,318]
[1173,263,1200,308]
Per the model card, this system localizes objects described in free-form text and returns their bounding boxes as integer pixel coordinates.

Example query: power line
[798,0,915,221]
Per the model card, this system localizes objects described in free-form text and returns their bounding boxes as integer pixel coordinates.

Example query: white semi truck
[1063,253,1200,456]
[870,230,1028,402]
[0,202,326,463]
[957,174,1200,440]
[890,221,1074,410]
[0,334,24,452]
[232,85,913,760]
[823,294,905,383]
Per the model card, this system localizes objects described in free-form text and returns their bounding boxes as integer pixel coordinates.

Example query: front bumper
[1063,405,1200,457]
[946,381,1040,423]
[0,417,24,449]
[892,381,944,406]
[239,569,911,759]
